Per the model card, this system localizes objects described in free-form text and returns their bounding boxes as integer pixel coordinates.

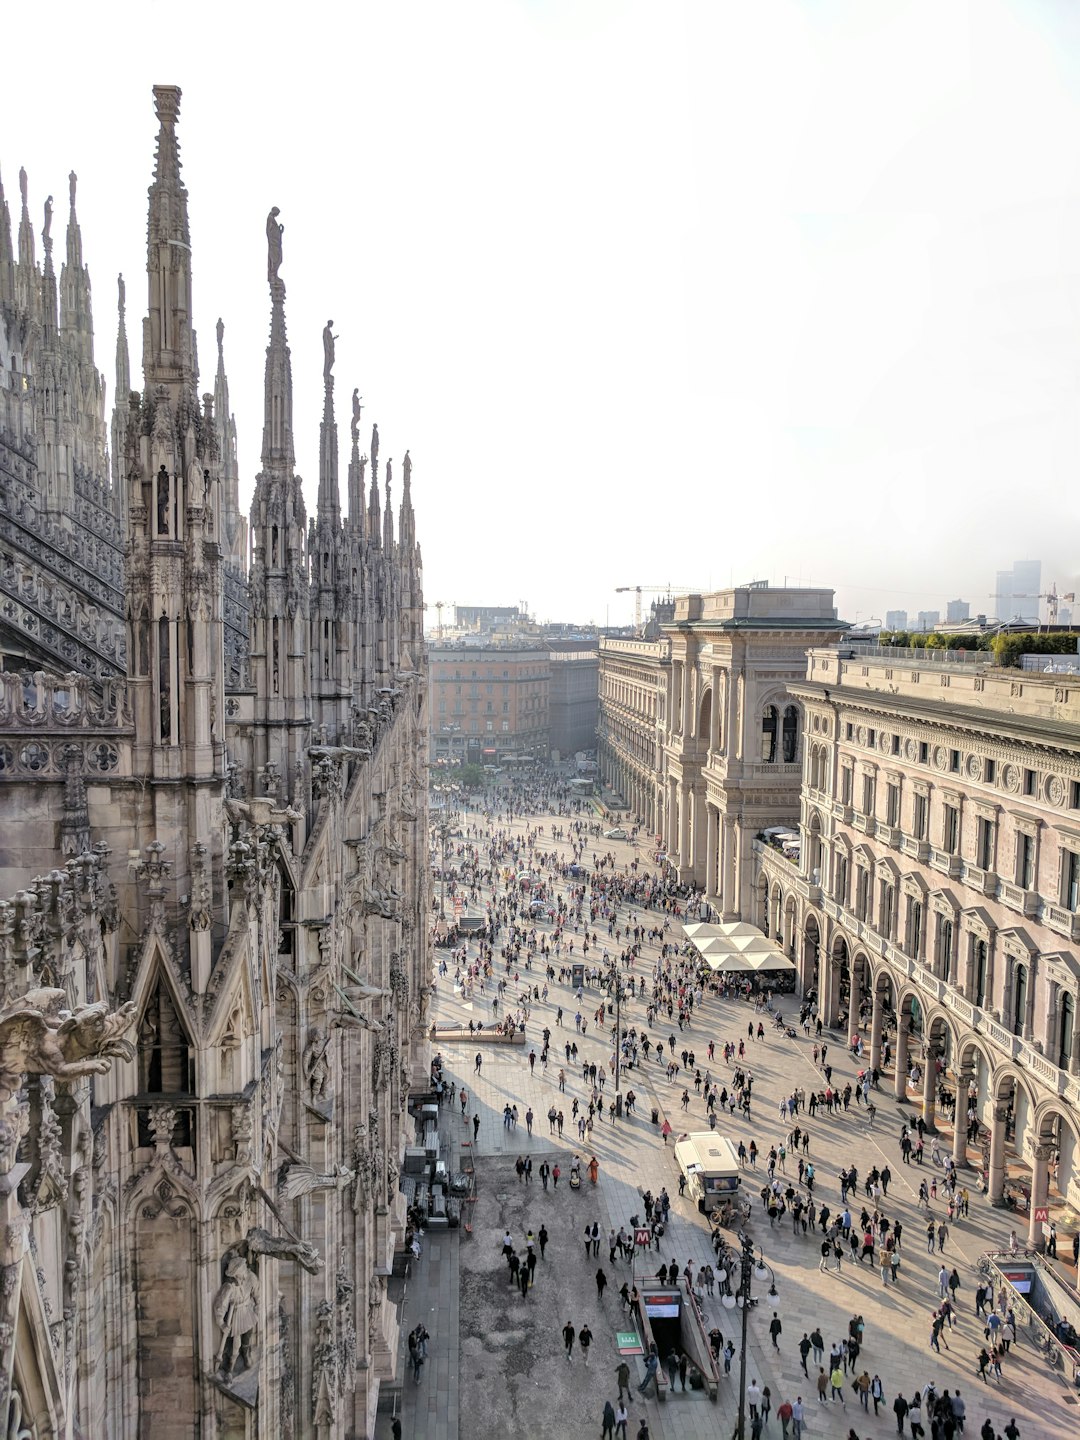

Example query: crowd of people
[412,770,1056,1440]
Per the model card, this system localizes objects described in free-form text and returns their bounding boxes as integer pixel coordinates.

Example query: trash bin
[651,1108,659,1126]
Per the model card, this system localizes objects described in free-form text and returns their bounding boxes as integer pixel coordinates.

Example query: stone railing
[943,990,977,1026]
[1045,904,1080,943]
[998,880,1040,919]
[929,848,963,878]
[0,485,124,602]
[0,668,131,730]
[1021,1043,1066,1092]
[984,1017,1020,1059]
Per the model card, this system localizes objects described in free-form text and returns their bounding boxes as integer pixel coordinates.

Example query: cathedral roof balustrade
[0,666,131,731]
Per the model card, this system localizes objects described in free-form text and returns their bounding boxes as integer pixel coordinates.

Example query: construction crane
[422,600,455,639]
[990,583,1075,626]
[615,584,703,630]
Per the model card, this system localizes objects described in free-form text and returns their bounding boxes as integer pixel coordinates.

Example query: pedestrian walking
[596,1268,608,1301]
[769,1312,783,1350]
[563,1319,575,1361]
[474,1052,482,1074]
[602,1400,616,1440]
[616,1359,632,1403]
[579,1324,593,1366]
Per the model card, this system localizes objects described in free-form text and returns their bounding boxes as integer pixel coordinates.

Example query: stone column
[721,817,737,918]
[1028,1142,1054,1251]
[893,1026,910,1102]
[678,784,691,877]
[952,1065,974,1166]
[988,1104,1008,1205]
[709,667,721,752]
[680,660,692,736]
[822,956,840,1028]
[704,804,718,898]
[869,985,884,1074]
[921,1049,937,1131]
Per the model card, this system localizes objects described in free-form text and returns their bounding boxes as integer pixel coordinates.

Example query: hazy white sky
[6,1,1080,627]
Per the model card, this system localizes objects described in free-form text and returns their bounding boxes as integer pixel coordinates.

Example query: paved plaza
[384,803,1077,1440]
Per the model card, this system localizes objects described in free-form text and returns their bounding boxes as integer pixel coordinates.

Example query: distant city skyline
[6,3,1080,628]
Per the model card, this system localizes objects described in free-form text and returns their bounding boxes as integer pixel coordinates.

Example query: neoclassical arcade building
[757,643,1080,1247]
[654,585,845,910]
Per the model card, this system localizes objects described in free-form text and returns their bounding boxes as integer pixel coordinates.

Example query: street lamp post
[725,1234,778,1440]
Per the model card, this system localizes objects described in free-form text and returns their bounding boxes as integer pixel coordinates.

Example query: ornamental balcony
[929,848,963,879]
[1045,903,1080,943]
[900,834,930,863]
[964,864,999,899]
[997,880,1041,920]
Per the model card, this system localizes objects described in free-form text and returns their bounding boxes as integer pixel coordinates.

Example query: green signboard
[616,1331,644,1356]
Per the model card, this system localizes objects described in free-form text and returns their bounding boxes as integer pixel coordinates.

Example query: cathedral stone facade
[0,86,428,1438]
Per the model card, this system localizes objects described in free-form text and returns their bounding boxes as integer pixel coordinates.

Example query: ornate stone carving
[367,1272,384,1349]
[303,1028,330,1105]
[212,1251,259,1378]
[30,1078,65,1213]
[312,1297,337,1424]
[336,1255,357,1395]
[0,988,137,1101]
[277,1161,353,1203]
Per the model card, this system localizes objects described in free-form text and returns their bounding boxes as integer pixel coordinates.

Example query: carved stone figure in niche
[213,1252,259,1377]
[303,1028,330,1104]
[156,466,170,534]
[0,988,137,1101]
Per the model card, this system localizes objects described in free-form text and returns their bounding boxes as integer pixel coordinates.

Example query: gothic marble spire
[143,84,197,391]
[0,168,13,308]
[383,458,394,551]
[214,317,246,568]
[399,450,415,550]
[347,386,366,538]
[115,274,130,397]
[367,424,381,545]
[14,167,36,316]
[40,195,58,350]
[111,274,130,507]
[261,212,294,469]
[317,323,340,521]
[60,170,94,366]
[17,167,35,270]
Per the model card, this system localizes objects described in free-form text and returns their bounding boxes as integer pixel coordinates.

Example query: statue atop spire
[370,423,379,479]
[118,273,126,317]
[217,316,224,358]
[69,171,77,211]
[266,206,283,285]
[322,320,337,386]
[351,388,362,448]
[42,195,53,262]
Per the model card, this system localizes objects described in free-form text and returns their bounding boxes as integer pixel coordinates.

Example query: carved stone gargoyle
[0,988,137,1101]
